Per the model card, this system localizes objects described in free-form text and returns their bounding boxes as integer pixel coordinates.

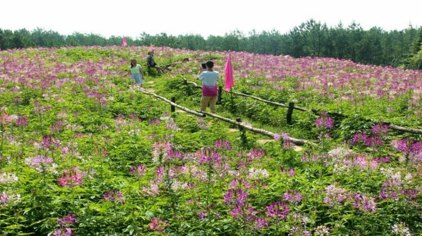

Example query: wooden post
[217,86,223,104]
[236,117,244,132]
[286,102,294,125]
[236,117,248,147]
[171,97,176,113]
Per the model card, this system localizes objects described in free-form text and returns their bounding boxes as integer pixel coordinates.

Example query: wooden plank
[201,111,316,146]
[389,124,422,134]
[140,90,205,117]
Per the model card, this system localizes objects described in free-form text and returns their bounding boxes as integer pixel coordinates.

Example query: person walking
[198,60,219,113]
[130,59,144,87]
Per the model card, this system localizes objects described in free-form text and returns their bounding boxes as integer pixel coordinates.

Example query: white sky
[1,0,421,38]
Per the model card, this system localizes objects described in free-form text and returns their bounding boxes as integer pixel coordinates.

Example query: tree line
[1,20,421,69]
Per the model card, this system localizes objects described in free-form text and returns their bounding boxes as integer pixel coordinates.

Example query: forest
[1,20,421,69]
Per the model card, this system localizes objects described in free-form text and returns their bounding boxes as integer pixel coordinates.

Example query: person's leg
[209,96,217,113]
[201,96,211,112]
[133,74,141,85]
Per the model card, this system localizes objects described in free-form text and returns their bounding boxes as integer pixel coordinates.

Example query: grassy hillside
[0,46,421,235]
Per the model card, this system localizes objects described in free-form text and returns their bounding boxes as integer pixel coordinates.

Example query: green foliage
[1,22,422,67]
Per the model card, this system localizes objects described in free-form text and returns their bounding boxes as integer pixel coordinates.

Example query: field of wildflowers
[0,46,421,235]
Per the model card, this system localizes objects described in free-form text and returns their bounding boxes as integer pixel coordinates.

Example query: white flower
[248,168,269,179]
[314,225,330,236]
[404,173,413,182]
[0,173,18,184]
[392,222,412,236]
[328,146,353,159]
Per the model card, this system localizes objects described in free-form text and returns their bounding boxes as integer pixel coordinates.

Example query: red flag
[224,54,234,92]
[121,37,127,47]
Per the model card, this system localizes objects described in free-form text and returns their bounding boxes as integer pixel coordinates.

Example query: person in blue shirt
[130,59,144,87]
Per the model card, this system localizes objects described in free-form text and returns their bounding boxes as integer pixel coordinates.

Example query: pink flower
[0,112,12,125]
[247,148,265,159]
[129,165,146,176]
[288,168,296,177]
[281,133,293,149]
[57,167,85,187]
[148,217,167,232]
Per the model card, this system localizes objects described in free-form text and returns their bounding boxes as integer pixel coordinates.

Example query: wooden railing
[140,89,317,146]
[182,78,422,135]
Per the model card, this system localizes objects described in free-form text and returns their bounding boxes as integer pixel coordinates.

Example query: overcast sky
[1,0,421,38]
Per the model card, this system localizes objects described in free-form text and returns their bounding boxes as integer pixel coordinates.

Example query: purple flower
[315,114,334,129]
[230,206,242,219]
[255,218,268,229]
[266,201,289,219]
[25,155,53,168]
[351,132,383,147]
[58,213,77,226]
[324,184,349,206]
[52,228,72,236]
[247,148,265,159]
[214,139,232,150]
[410,141,422,154]
[199,149,221,165]
[283,191,302,203]
[236,189,248,207]
[392,139,411,153]
[283,192,293,201]
[195,211,206,220]
[167,149,183,160]
[224,190,233,205]
[156,166,164,177]
[281,133,293,149]
[288,168,296,177]
[41,135,60,149]
[371,123,389,135]
[103,190,125,203]
[353,193,376,212]
[16,116,28,127]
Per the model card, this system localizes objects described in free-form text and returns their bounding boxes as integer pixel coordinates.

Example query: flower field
[0,46,421,235]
